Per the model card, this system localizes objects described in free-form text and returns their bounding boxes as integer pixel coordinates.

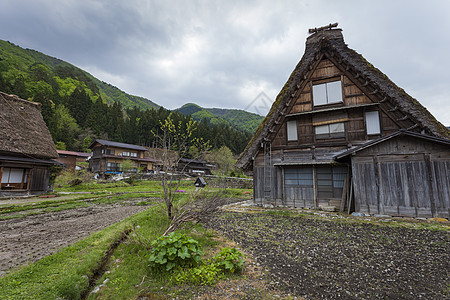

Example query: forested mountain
[0,39,251,154]
[177,103,264,133]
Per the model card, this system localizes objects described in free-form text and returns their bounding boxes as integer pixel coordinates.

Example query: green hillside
[0,39,159,110]
[177,103,264,134]
[0,40,251,154]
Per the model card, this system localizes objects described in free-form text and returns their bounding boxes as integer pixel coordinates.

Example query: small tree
[153,113,209,220]
[121,159,135,177]
[205,145,236,176]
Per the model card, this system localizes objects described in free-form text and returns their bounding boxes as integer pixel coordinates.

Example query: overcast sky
[1,0,449,125]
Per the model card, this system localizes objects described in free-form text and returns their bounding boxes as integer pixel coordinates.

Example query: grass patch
[0,208,154,299]
[87,221,235,300]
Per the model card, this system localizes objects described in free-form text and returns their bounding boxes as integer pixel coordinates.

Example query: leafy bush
[148,232,202,272]
[213,247,245,273]
[172,264,223,286]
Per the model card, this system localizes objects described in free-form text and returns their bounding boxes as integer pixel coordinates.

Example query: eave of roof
[0,155,63,165]
[88,139,148,151]
[335,129,450,160]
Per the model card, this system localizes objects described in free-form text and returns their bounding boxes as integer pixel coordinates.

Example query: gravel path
[0,202,150,276]
[204,210,450,299]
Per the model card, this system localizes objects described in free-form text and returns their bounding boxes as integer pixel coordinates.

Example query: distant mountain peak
[176,103,264,134]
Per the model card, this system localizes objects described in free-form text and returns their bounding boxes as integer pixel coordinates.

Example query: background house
[55,150,90,172]
[177,158,213,175]
[237,25,449,218]
[0,91,59,196]
[88,139,157,177]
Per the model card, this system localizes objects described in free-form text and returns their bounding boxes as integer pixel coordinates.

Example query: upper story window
[312,80,343,106]
[105,149,115,155]
[121,151,137,157]
[315,122,345,139]
[287,120,298,141]
[365,111,381,135]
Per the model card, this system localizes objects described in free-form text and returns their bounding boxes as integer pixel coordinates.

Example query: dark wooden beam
[308,22,339,34]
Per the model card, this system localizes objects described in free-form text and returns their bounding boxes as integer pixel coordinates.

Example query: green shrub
[172,264,223,286]
[148,232,202,272]
[213,247,245,273]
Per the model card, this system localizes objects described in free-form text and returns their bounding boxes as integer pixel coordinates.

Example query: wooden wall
[351,135,450,218]
[30,166,50,193]
[271,57,401,150]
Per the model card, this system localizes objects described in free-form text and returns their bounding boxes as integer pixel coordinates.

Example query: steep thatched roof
[0,91,58,159]
[236,28,449,170]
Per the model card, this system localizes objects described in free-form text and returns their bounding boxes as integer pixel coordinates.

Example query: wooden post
[281,167,285,206]
[340,176,348,212]
[0,167,3,189]
[27,169,33,192]
[347,178,353,214]
[373,156,382,215]
[313,166,318,208]
[423,154,437,217]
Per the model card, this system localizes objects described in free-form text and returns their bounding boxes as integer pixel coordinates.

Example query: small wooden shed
[335,130,449,218]
[194,177,207,188]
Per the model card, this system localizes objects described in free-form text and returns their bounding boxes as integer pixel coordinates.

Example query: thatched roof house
[0,92,58,159]
[237,28,449,171]
[0,91,58,196]
[237,25,450,218]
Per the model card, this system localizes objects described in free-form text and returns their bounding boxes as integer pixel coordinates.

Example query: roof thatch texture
[236,28,449,169]
[0,91,58,159]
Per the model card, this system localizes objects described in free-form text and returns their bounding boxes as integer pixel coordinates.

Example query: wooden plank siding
[30,167,49,192]
[350,136,450,218]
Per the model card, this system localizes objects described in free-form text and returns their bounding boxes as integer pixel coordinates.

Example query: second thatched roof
[0,91,58,159]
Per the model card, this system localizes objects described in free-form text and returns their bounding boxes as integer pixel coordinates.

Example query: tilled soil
[0,202,150,276]
[204,210,450,300]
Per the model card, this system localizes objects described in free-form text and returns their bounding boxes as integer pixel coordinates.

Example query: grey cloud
[0,0,449,124]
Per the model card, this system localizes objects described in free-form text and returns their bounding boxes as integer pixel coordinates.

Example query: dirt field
[204,208,450,299]
[0,202,150,276]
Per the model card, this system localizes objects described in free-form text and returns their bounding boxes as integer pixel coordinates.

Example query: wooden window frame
[314,122,345,139]
[312,79,343,107]
[286,120,298,141]
[365,111,381,135]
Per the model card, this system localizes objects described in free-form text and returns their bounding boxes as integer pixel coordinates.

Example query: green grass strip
[0,208,155,300]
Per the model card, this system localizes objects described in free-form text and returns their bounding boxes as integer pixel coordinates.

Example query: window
[106,149,115,155]
[122,151,130,156]
[285,168,313,187]
[287,120,298,141]
[317,166,348,199]
[106,162,120,171]
[1,168,30,189]
[315,122,345,139]
[312,80,343,106]
[130,152,137,157]
[285,166,347,199]
[365,111,381,135]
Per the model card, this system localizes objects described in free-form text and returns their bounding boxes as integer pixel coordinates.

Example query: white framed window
[365,111,381,135]
[287,120,298,141]
[130,152,137,157]
[315,122,345,139]
[312,80,343,106]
